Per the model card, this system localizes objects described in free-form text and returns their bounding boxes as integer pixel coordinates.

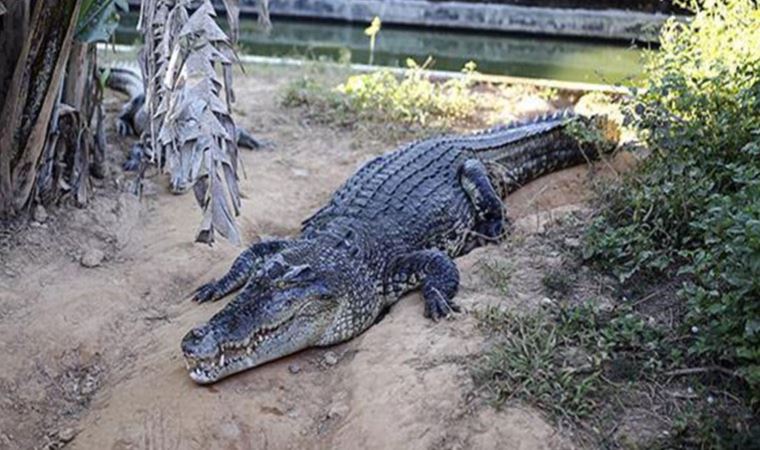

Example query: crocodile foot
[117,118,134,136]
[122,144,143,172]
[192,280,220,303]
[424,287,461,321]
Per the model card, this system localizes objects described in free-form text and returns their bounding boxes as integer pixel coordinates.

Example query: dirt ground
[0,64,628,450]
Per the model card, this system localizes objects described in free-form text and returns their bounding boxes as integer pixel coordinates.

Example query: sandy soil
[0,64,626,450]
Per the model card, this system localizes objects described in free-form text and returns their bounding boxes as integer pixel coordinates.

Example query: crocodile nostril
[182,326,207,354]
[192,327,206,339]
[181,324,219,358]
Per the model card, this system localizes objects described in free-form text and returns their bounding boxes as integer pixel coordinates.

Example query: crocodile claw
[424,288,461,321]
[117,118,134,136]
[192,280,219,303]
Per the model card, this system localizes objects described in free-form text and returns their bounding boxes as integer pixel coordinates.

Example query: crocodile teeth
[220,354,225,366]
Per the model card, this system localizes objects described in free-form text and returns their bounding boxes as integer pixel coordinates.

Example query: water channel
[117,12,647,85]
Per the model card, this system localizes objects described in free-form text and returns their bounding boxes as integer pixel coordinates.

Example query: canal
[116,13,647,85]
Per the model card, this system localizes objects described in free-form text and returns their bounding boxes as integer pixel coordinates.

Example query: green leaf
[75,0,128,43]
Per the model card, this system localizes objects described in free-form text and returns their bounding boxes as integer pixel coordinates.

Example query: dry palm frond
[141,0,245,245]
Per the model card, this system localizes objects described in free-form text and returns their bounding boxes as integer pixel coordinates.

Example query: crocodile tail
[468,111,619,195]
[102,64,144,100]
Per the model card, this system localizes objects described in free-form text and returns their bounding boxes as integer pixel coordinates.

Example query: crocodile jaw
[182,313,316,384]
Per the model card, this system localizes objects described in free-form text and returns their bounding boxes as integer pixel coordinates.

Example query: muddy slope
[0,65,621,450]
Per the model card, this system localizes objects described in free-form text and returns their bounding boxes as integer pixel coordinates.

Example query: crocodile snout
[181,324,219,359]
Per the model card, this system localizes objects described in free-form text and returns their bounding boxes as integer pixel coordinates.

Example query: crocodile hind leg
[460,159,507,254]
[193,240,288,303]
[117,93,144,136]
[388,250,461,321]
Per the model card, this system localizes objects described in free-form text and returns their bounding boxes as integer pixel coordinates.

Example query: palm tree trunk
[0,0,81,217]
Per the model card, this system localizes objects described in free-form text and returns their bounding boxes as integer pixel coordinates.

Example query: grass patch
[281,58,490,130]
[336,58,480,126]
[477,258,515,295]
[473,300,758,448]
[280,64,357,127]
[473,306,602,423]
[541,268,574,298]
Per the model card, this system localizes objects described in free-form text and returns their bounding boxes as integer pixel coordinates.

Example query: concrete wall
[126,0,670,42]
[259,0,668,42]
[395,1,681,14]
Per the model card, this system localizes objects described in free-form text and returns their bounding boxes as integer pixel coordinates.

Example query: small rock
[288,363,301,374]
[563,237,581,248]
[292,168,310,178]
[33,204,48,223]
[80,249,105,268]
[58,428,76,443]
[327,402,349,419]
[323,351,339,366]
[541,297,555,306]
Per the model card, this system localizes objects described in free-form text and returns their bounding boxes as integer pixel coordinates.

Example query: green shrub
[584,0,760,398]
[336,58,480,126]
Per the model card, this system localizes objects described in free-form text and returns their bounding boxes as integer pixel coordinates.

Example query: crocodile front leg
[193,240,288,303]
[387,250,461,321]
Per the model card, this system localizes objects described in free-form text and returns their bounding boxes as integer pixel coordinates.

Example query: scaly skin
[181,112,619,384]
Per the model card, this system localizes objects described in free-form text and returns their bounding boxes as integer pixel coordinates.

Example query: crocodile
[105,65,265,173]
[181,112,618,384]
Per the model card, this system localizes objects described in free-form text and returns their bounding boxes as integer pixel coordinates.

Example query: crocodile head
[181,243,365,384]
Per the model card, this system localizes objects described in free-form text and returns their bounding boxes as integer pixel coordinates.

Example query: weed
[474,302,667,422]
[473,297,756,447]
[655,407,760,450]
[473,307,602,423]
[280,67,355,126]
[364,16,381,65]
[541,268,573,298]
[536,87,558,102]
[336,58,481,126]
[477,258,515,295]
[282,58,484,129]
